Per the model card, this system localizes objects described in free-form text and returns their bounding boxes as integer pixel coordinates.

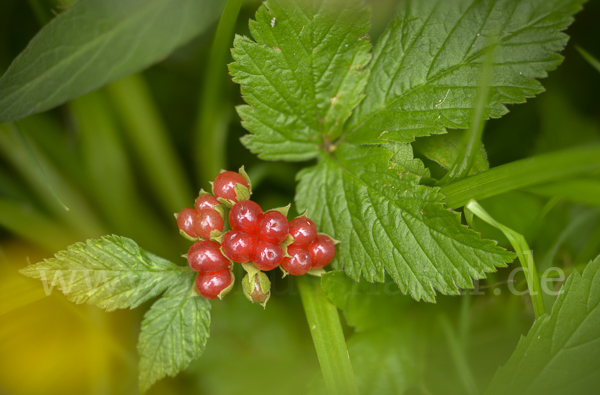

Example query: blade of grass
[69,90,180,258]
[194,0,244,185]
[0,198,75,250]
[0,123,106,238]
[438,41,495,185]
[440,145,600,209]
[465,199,545,318]
[439,314,479,395]
[576,46,600,73]
[297,275,359,395]
[106,73,193,214]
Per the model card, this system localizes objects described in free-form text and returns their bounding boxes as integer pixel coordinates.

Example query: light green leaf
[0,0,223,123]
[413,130,489,176]
[19,235,190,311]
[296,144,514,302]
[230,0,371,161]
[138,275,210,393]
[485,254,600,394]
[345,0,584,144]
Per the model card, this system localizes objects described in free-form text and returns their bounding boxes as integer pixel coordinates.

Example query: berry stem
[297,275,358,395]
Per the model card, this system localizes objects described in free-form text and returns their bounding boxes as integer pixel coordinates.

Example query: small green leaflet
[19,235,191,311]
[297,144,514,302]
[138,275,210,393]
[0,0,223,123]
[485,255,600,395]
[344,0,585,144]
[413,130,489,175]
[230,0,371,161]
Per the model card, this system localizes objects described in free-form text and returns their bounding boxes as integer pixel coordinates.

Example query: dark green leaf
[230,0,371,161]
[485,254,600,395]
[0,0,223,123]
[345,0,584,144]
[19,235,190,311]
[297,144,514,302]
[138,275,210,393]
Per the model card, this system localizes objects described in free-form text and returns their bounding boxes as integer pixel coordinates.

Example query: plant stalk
[297,275,359,395]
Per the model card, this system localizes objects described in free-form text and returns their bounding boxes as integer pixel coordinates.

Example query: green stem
[297,275,359,395]
[106,74,193,214]
[440,145,600,209]
[194,0,244,185]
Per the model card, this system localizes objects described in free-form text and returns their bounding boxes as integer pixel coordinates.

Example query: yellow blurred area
[0,239,140,395]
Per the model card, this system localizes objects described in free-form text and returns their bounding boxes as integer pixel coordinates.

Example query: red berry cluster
[176,168,336,302]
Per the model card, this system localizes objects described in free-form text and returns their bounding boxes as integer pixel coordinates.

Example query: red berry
[257,211,289,243]
[188,241,230,273]
[281,246,312,275]
[213,171,249,202]
[253,240,284,271]
[229,200,263,233]
[195,209,224,239]
[222,230,257,263]
[309,235,336,269]
[195,194,220,212]
[196,270,232,299]
[177,208,199,237]
[289,217,317,246]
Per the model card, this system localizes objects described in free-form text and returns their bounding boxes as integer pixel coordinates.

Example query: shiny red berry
[188,241,230,273]
[281,246,313,275]
[177,208,199,237]
[195,194,220,212]
[253,240,284,271]
[289,217,317,246]
[213,171,249,202]
[257,211,289,243]
[229,200,263,234]
[222,230,257,263]
[196,270,232,299]
[195,209,224,239]
[309,235,336,269]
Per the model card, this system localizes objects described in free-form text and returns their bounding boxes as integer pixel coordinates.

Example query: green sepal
[213,204,225,220]
[242,271,271,308]
[238,165,252,194]
[197,188,212,196]
[209,229,223,242]
[216,196,234,209]
[188,280,200,298]
[217,270,235,300]
[266,203,291,217]
[219,245,232,262]
[281,234,294,258]
[307,268,327,277]
[279,265,290,278]
[181,254,188,259]
[317,232,341,245]
[295,209,309,219]
[234,183,251,202]
[179,229,199,242]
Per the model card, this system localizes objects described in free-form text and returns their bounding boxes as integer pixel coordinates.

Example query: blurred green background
[1,0,600,394]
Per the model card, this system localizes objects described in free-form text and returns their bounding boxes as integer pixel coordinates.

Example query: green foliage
[486,254,600,394]
[297,144,513,302]
[230,0,371,160]
[345,0,585,144]
[138,275,211,393]
[19,235,191,311]
[0,0,224,123]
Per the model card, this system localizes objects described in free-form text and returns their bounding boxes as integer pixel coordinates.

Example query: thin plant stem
[297,275,359,395]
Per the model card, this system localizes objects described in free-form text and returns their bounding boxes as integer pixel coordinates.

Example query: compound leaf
[345,0,585,144]
[138,275,211,393]
[230,0,371,161]
[485,254,600,395]
[19,235,190,311]
[296,144,514,302]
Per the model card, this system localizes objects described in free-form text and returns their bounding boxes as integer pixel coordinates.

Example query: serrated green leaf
[485,255,600,395]
[19,235,190,311]
[296,145,514,302]
[413,130,489,176]
[345,0,584,144]
[0,0,223,123]
[138,275,210,393]
[229,0,371,161]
